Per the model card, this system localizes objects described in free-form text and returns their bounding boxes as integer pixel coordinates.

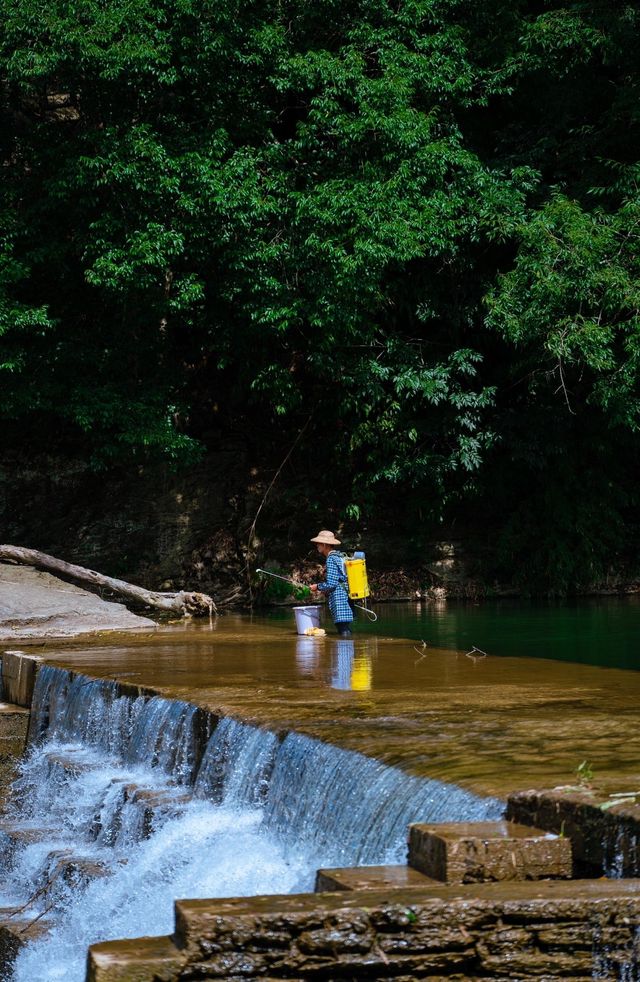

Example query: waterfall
[263,731,499,865]
[1,666,502,982]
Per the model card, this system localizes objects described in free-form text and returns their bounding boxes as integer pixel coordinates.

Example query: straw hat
[310,529,341,546]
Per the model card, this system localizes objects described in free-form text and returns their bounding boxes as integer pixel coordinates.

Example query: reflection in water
[332,640,354,690]
[295,637,376,690]
[351,651,372,691]
[331,639,374,691]
[295,637,321,675]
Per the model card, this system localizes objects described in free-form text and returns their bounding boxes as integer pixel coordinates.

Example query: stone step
[408,820,572,884]
[0,651,42,708]
[87,935,185,982]
[0,702,30,805]
[0,907,53,935]
[88,782,191,843]
[164,881,640,981]
[315,864,438,892]
[123,783,191,814]
[0,824,62,852]
[41,849,112,891]
[45,750,96,779]
[507,786,640,877]
[120,784,191,839]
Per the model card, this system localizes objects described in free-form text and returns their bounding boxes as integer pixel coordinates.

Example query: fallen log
[0,545,216,618]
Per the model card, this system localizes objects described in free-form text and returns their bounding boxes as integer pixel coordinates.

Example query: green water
[267,596,640,671]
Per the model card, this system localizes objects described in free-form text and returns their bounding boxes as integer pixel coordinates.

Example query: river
[1,597,639,980]
[266,595,640,670]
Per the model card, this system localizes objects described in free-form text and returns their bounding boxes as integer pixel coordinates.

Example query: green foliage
[259,568,309,602]
[0,212,54,383]
[262,576,294,603]
[1,0,640,590]
[576,760,594,787]
[487,193,640,430]
[0,0,524,476]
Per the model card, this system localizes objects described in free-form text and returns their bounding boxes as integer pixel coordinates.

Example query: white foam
[4,666,502,982]
[12,799,311,982]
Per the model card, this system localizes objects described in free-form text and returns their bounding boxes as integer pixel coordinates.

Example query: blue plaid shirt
[317,551,354,623]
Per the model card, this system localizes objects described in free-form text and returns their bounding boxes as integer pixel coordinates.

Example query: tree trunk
[0,545,216,618]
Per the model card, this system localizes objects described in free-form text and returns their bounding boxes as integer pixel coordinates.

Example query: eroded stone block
[508,787,640,877]
[408,820,572,884]
[0,652,42,708]
[101,882,640,982]
[87,936,184,982]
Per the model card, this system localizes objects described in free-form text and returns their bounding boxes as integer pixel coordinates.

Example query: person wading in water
[309,530,354,637]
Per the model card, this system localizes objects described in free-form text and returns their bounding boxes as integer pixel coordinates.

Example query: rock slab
[0,563,156,641]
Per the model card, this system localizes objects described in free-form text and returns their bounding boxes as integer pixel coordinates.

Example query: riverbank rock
[0,564,156,642]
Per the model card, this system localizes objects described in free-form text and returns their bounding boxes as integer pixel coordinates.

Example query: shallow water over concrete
[37,612,640,799]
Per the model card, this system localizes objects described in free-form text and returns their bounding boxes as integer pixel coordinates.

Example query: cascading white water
[1,666,503,982]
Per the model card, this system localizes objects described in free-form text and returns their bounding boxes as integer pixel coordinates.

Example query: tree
[1,0,640,591]
[0,0,524,485]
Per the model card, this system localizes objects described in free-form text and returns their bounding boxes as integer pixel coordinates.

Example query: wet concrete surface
[30,614,640,800]
[315,864,438,891]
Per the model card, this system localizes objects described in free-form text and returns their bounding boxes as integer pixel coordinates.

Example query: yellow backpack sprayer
[343,551,369,603]
[256,553,377,622]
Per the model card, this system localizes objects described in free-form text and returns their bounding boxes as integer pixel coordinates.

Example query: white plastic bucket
[293,605,321,635]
